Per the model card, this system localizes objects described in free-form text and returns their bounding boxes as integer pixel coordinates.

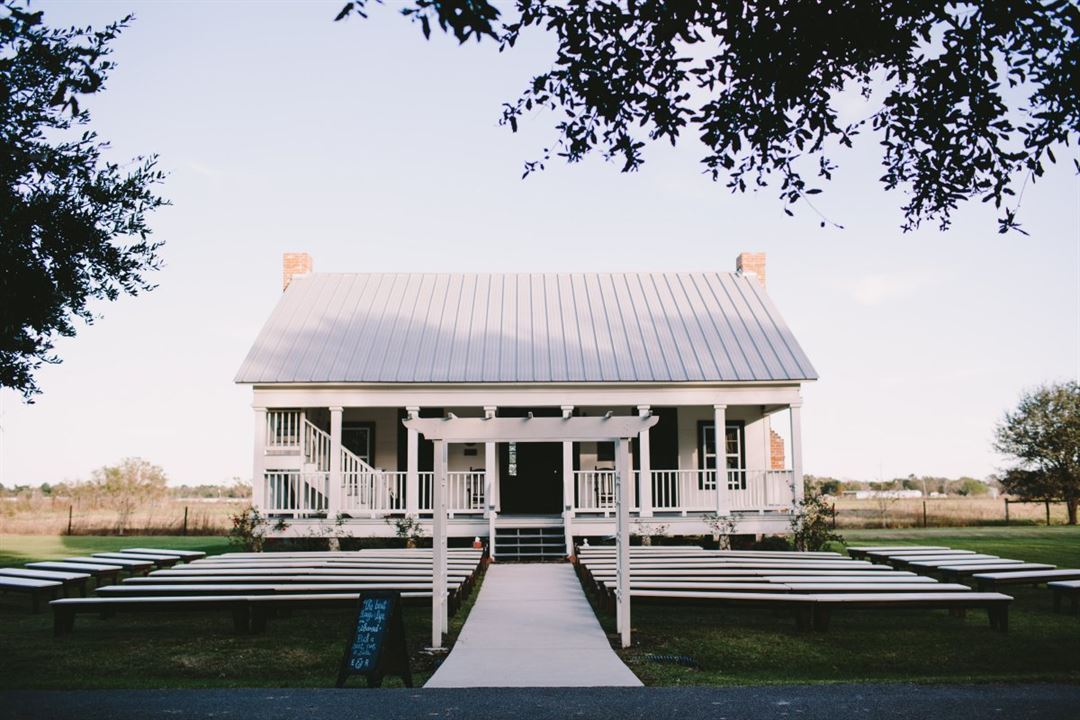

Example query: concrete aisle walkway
[425,563,641,687]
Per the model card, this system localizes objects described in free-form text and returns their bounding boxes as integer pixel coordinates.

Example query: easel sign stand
[336,590,413,688]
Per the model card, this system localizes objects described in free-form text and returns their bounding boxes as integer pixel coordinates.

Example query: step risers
[494,526,567,562]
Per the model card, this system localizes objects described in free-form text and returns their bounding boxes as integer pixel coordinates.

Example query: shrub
[791,491,843,551]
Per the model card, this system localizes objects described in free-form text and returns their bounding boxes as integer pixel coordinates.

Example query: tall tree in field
[995,381,1080,525]
[91,457,169,535]
[336,1,1079,233]
[1,1,167,401]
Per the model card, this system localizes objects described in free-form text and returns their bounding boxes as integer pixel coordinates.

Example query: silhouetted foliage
[1,1,167,400]
[995,381,1080,525]
[337,1,1078,233]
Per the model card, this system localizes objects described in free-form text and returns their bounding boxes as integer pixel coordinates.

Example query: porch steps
[494,526,566,562]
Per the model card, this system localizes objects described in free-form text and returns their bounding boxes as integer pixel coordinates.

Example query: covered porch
[251,392,805,536]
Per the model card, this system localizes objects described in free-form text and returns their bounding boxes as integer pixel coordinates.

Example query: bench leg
[235,606,253,634]
[54,608,75,636]
[989,606,1009,632]
[812,606,831,632]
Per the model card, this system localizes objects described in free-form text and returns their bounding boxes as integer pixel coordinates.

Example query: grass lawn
[0,535,480,690]
[602,526,1080,686]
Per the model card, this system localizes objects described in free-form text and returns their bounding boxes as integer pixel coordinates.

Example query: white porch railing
[342,470,407,516]
[262,471,329,516]
[650,469,719,512]
[265,410,301,451]
[418,471,486,514]
[574,469,795,514]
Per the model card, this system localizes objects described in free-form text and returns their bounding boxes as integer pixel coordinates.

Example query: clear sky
[2,0,1078,487]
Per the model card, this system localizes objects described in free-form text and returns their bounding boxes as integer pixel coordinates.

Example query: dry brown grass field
[0,497,243,535]
[832,496,1070,528]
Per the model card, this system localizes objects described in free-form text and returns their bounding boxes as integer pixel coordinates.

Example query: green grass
[601,526,1080,686]
[0,535,482,690]
[0,535,232,567]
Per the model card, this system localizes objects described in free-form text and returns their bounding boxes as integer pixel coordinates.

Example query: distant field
[831,496,1071,529]
[0,500,244,535]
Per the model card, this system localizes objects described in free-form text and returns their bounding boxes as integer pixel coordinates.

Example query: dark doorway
[498,408,563,514]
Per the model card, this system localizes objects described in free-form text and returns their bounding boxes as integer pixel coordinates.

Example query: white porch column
[252,408,267,511]
[483,405,498,560]
[637,405,652,518]
[561,405,576,556]
[432,439,449,648]
[328,407,343,515]
[714,404,730,516]
[615,436,632,648]
[405,406,420,517]
[790,402,804,509]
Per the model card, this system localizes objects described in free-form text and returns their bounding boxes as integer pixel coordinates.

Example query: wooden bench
[1048,580,1080,615]
[934,563,1056,583]
[810,592,1012,631]
[886,553,1001,568]
[63,556,154,574]
[973,569,1080,592]
[26,561,122,588]
[51,590,442,636]
[95,552,182,568]
[0,576,64,612]
[629,590,817,630]
[123,548,207,560]
[95,581,462,598]
[0,568,92,597]
[847,546,950,560]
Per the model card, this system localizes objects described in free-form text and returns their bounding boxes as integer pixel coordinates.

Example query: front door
[497,408,563,514]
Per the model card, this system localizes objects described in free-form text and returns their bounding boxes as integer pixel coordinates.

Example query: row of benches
[49,548,486,635]
[0,548,208,612]
[574,546,1012,631]
[848,546,1080,610]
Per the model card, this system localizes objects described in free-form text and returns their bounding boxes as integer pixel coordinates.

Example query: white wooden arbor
[403,414,659,649]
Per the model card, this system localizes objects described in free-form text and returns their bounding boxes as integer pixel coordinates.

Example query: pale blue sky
[2,0,1077,487]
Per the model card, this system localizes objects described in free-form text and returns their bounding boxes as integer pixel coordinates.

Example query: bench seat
[51,591,439,635]
[0,576,64,612]
[1048,580,1080,614]
[96,582,461,597]
[0,568,91,597]
[935,563,1056,582]
[809,591,1012,631]
[62,556,153,573]
[123,548,207,559]
[26,562,123,587]
[95,552,182,568]
[973,569,1080,592]
[622,588,1011,632]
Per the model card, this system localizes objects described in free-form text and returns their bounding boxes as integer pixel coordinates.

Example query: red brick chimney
[282,252,312,291]
[736,252,766,288]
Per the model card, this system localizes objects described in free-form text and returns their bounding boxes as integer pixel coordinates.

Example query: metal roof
[234,272,817,384]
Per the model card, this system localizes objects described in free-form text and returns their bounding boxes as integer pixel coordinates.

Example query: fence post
[1046,500,1051,526]
[67,505,73,535]
[1004,499,1010,524]
[183,506,189,536]
[922,500,928,528]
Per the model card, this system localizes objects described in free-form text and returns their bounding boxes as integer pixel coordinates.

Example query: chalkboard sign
[336,591,412,688]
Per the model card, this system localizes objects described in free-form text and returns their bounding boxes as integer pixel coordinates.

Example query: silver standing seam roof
[234,272,817,384]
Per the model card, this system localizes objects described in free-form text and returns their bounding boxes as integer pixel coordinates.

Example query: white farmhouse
[235,252,817,558]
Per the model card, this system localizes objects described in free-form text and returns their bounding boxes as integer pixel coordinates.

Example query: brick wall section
[770,429,786,470]
[735,252,766,288]
[282,252,313,291]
